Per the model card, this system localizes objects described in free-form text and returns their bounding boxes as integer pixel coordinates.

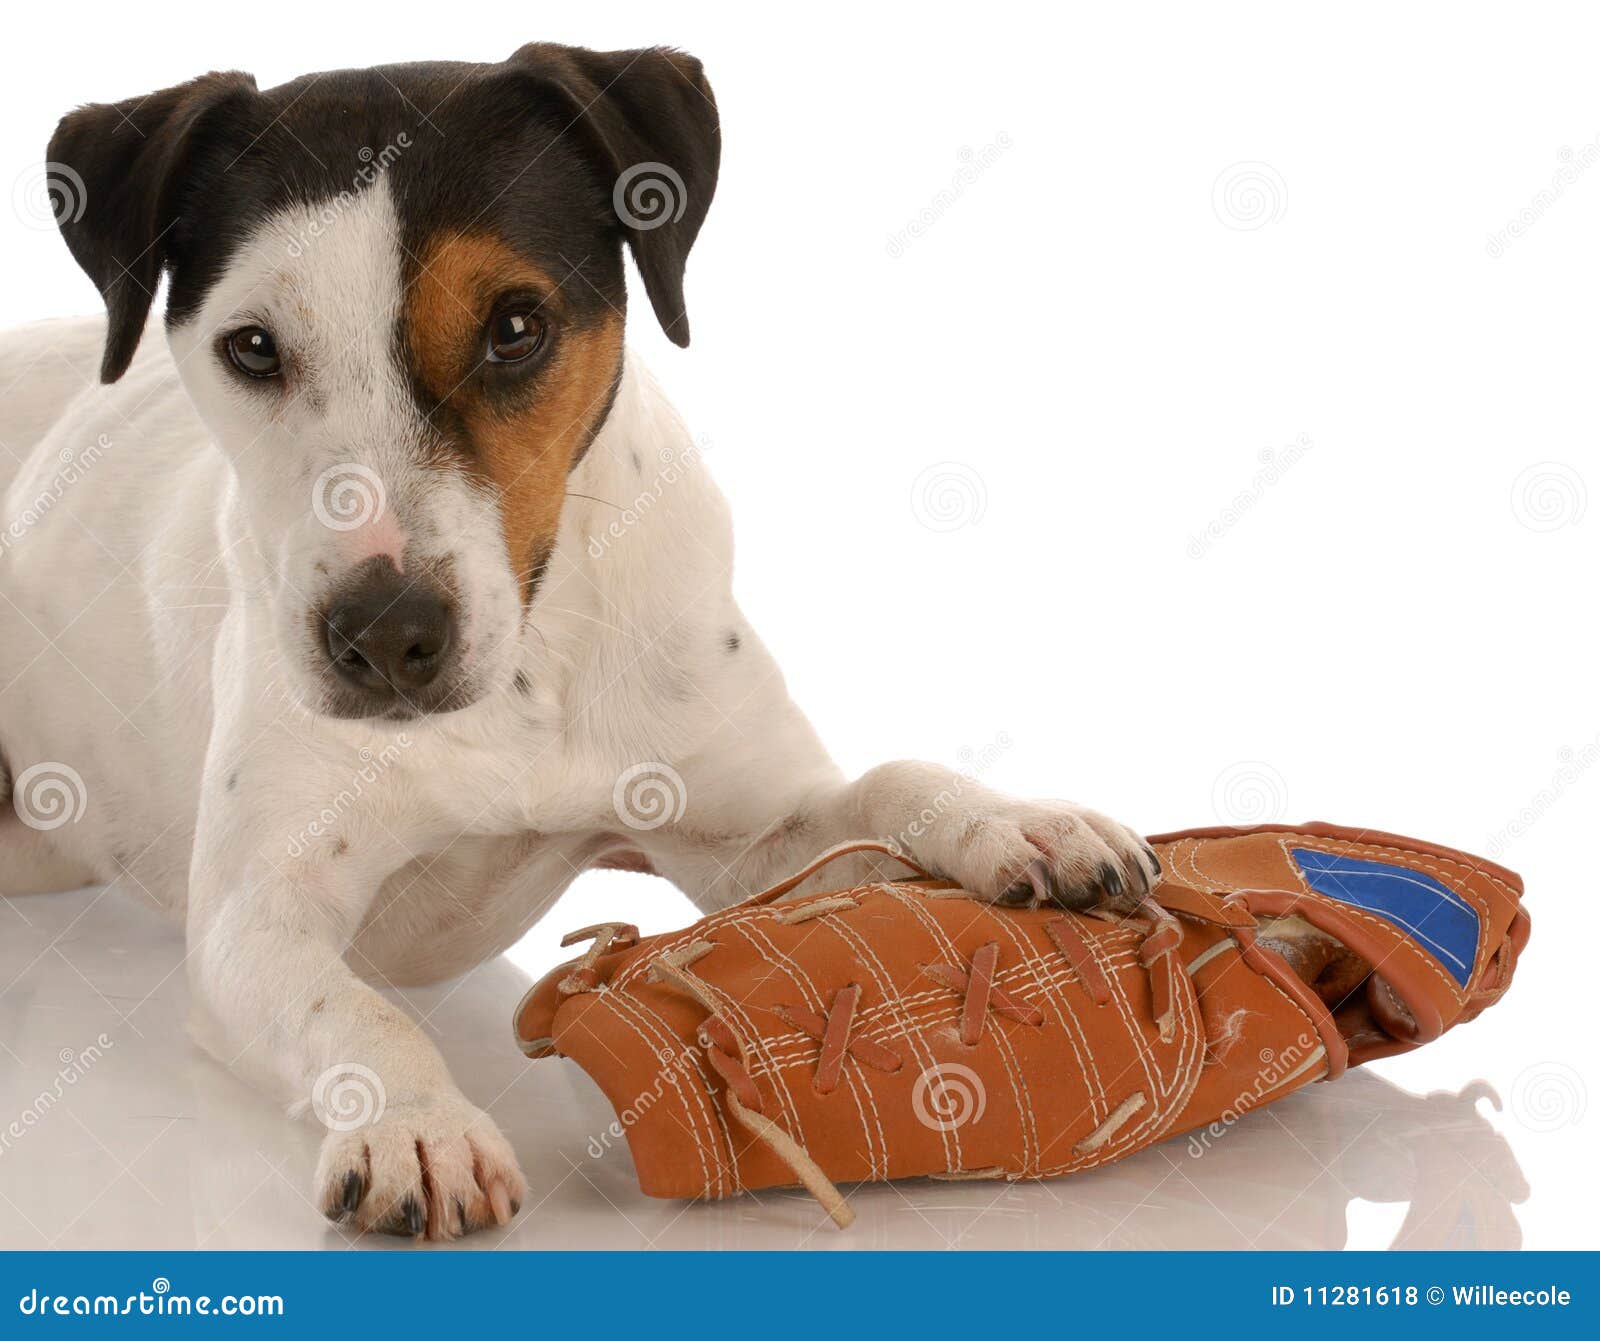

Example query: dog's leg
[619,623,1155,910]
[625,664,1153,912]
[185,820,526,1240]
[651,760,1155,912]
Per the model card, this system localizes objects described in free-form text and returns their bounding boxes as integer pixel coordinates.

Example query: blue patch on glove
[1290,847,1478,988]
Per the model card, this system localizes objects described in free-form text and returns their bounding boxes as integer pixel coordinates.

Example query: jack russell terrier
[0,43,1156,1239]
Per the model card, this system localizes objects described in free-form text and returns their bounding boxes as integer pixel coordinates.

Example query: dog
[0,43,1159,1239]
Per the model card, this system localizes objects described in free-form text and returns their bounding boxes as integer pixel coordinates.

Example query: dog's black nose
[324,568,456,699]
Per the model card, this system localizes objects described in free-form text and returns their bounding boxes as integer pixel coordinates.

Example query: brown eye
[226,326,281,378]
[487,310,545,363]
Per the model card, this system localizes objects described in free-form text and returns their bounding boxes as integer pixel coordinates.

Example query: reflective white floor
[0,877,1570,1250]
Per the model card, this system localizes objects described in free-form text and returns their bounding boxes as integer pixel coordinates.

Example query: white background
[1,1,1594,1249]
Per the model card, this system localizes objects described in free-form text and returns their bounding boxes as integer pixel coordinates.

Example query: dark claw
[510,1198,521,1216]
[402,1195,425,1237]
[997,857,1052,906]
[1099,861,1125,899]
[324,1168,365,1222]
[1047,874,1102,911]
[1143,845,1162,879]
[455,1196,469,1235]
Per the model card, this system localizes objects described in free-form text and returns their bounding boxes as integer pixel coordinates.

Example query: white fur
[0,180,1149,1237]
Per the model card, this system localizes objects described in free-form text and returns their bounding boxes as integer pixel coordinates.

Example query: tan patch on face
[405,232,623,599]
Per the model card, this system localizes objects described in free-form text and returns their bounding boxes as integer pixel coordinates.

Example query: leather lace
[921,941,1046,1045]
[644,889,1188,1229]
[774,986,902,1094]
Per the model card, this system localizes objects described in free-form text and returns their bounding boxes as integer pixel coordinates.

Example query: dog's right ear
[48,71,257,383]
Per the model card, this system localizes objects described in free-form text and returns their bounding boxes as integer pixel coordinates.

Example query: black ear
[508,44,720,347]
[47,71,258,383]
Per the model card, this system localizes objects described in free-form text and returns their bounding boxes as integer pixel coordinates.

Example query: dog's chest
[393,696,638,841]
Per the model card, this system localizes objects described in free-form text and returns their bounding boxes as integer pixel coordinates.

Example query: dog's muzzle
[318,556,463,718]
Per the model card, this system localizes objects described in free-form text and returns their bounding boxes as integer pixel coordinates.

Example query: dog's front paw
[903,795,1159,912]
[314,1095,526,1241]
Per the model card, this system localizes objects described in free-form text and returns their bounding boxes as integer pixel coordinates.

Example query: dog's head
[48,44,718,720]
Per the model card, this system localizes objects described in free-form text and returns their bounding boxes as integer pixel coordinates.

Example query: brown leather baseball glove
[514,822,1528,1227]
